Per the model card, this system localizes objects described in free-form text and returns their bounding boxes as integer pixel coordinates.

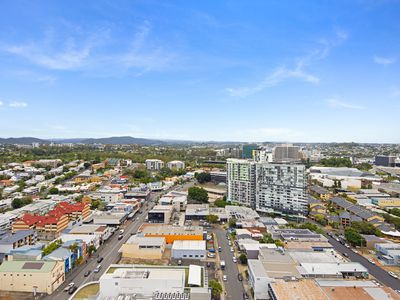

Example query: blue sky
[0,0,399,143]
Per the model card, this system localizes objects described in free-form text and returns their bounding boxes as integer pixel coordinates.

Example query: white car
[368,258,375,265]
[207,253,216,258]
[230,247,234,253]
[228,241,232,246]
[64,282,75,292]
[232,257,237,263]
[223,275,227,281]
[389,271,399,279]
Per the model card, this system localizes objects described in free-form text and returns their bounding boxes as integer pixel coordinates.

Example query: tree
[206,214,219,223]
[49,187,59,194]
[351,221,382,236]
[88,245,96,256]
[195,172,211,184]
[228,218,237,228]
[239,253,248,264]
[260,233,274,244]
[214,199,227,208]
[314,214,327,226]
[188,186,208,203]
[344,227,365,247]
[11,197,32,209]
[11,198,23,209]
[209,280,223,298]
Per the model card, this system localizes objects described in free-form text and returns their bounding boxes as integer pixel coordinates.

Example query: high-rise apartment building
[226,159,256,207]
[242,144,258,159]
[273,144,302,163]
[227,159,307,215]
[255,163,307,214]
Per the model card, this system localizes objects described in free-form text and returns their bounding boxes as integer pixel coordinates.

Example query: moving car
[218,246,222,252]
[84,270,91,277]
[68,286,78,295]
[118,234,123,240]
[64,282,75,292]
[232,256,237,263]
[223,275,227,281]
[367,258,375,264]
[97,257,104,263]
[93,264,102,273]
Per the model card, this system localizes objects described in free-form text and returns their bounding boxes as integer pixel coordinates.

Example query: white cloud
[373,56,396,65]
[9,101,28,108]
[0,100,3,106]
[327,98,364,110]
[225,66,319,97]
[225,30,348,97]
[1,22,175,74]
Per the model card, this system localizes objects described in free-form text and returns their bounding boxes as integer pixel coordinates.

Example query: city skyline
[0,1,400,143]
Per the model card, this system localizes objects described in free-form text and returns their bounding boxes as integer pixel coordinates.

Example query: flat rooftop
[270,279,328,300]
[139,224,203,236]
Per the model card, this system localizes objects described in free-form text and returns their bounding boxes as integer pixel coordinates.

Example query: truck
[220,260,225,270]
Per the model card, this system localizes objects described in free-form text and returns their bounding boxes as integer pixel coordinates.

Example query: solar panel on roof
[22,262,44,270]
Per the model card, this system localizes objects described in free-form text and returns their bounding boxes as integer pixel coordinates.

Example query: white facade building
[145,159,164,171]
[226,159,256,207]
[171,240,206,260]
[167,160,185,170]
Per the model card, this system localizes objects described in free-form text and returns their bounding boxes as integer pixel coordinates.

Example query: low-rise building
[0,230,37,261]
[167,160,185,170]
[138,224,204,244]
[119,236,166,260]
[97,264,210,299]
[171,240,206,260]
[0,260,64,295]
[145,159,164,171]
[148,205,173,223]
[185,204,210,220]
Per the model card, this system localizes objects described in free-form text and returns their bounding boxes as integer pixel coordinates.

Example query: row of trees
[11,196,32,209]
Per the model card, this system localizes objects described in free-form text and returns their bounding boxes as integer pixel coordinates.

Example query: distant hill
[0,136,241,145]
[0,137,50,144]
[79,136,167,145]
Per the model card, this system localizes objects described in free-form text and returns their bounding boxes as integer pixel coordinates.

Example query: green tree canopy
[195,172,211,184]
[188,186,208,203]
[209,280,223,297]
[206,214,219,223]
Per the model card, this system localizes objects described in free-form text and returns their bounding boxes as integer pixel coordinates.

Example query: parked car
[177,260,182,266]
[207,253,216,258]
[97,257,104,263]
[342,252,349,258]
[389,271,399,279]
[118,234,123,240]
[230,247,234,253]
[84,270,91,277]
[232,257,237,263]
[64,282,75,292]
[223,275,227,281]
[238,273,243,281]
[367,258,375,265]
[243,292,249,299]
[68,286,78,295]
[218,246,222,252]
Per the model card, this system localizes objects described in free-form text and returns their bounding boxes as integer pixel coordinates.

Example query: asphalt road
[213,228,245,300]
[326,235,400,290]
[49,193,158,300]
